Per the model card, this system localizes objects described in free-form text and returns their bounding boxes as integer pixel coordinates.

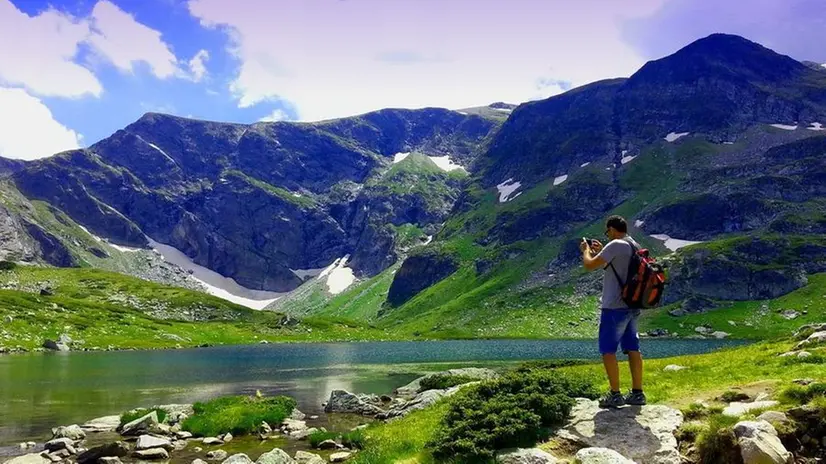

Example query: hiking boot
[625,390,647,406]
[598,391,626,408]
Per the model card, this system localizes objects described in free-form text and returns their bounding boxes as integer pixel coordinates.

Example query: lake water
[0,338,748,448]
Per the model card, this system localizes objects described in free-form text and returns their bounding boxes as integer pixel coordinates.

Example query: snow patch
[393,152,410,163]
[634,220,645,228]
[422,235,433,246]
[580,162,590,168]
[291,267,327,280]
[650,234,703,252]
[553,175,568,186]
[770,123,798,131]
[429,155,465,172]
[77,225,142,252]
[808,122,824,131]
[723,142,734,145]
[135,135,178,165]
[318,256,356,295]
[496,178,522,202]
[458,111,468,115]
[148,238,283,310]
[664,132,689,142]
[621,155,637,164]
[493,108,512,113]
[622,150,629,156]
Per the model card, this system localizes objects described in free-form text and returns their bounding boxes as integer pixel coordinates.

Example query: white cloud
[188,49,210,82]
[258,109,289,122]
[0,87,83,160]
[87,0,179,79]
[0,0,102,98]
[188,0,664,122]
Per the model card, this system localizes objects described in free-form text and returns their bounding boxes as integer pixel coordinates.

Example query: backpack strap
[606,237,637,288]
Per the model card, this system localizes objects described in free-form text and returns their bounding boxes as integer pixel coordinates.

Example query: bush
[514,359,591,373]
[120,408,167,427]
[342,429,366,450]
[780,382,826,404]
[718,391,750,402]
[695,414,742,464]
[309,430,339,449]
[681,403,726,421]
[418,374,478,393]
[0,261,16,271]
[426,371,598,461]
[182,395,295,437]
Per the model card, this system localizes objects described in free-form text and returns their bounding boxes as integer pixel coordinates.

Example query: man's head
[605,215,628,241]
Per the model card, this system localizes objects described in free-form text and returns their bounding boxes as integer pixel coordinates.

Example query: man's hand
[582,239,608,271]
[591,240,603,253]
[579,239,591,254]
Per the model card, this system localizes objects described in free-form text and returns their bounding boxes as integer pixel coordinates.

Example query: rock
[221,454,253,464]
[45,438,75,454]
[42,339,70,352]
[81,416,121,433]
[174,440,189,451]
[711,331,730,339]
[135,435,173,451]
[120,411,158,436]
[255,448,295,464]
[694,326,714,335]
[394,367,499,398]
[495,448,560,463]
[171,424,182,433]
[755,393,770,402]
[379,395,392,403]
[176,431,193,439]
[40,288,54,296]
[133,448,169,460]
[289,409,306,420]
[97,458,122,464]
[574,448,635,464]
[150,423,171,435]
[663,365,687,372]
[77,442,130,464]
[221,433,233,443]
[45,452,64,463]
[195,448,203,453]
[281,419,307,433]
[329,452,352,463]
[154,403,193,424]
[779,351,798,357]
[729,320,737,326]
[203,437,224,445]
[294,451,325,464]
[3,315,12,323]
[555,398,683,464]
[3,454,51,464]
[51,424,85,441]
[795,331,826,349]
[723,401,780,417]
[379,382,478,421]
[674,297,717,317]
[290,428,317,440]
[780,310,800,320]
[192,460,208,464]
[733,421,793,464]
[317,440,339,450]
[757,411,788,423]
[260,422,273,434]
[207,450,229,461]
[309,415,319,420]
[793,378,814,386]
[647,328,669,337]
[797,351,812,359]
[323,390,385,415]
[387,251,460,306]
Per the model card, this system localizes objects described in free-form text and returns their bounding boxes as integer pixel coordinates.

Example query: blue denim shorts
[599,308,642,355]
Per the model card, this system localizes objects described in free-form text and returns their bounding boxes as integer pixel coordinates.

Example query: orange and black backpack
[608,238,666,309]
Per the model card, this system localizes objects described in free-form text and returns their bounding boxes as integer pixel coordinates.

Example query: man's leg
[602,353,621,392]
[628,351,643,390]
[598,309,627,408]
[621,310,646,405]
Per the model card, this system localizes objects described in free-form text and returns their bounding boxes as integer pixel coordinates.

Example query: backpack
[607,238,666,309]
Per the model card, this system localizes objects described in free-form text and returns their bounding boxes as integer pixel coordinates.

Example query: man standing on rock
[580,215,646,408]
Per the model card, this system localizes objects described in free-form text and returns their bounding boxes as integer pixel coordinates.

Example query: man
[580,215,646,408]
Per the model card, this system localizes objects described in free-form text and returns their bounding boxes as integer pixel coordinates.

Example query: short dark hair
[606,215,627,233]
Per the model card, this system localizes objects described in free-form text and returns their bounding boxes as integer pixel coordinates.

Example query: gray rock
[393,368,499,398]
[793,378,815,386]
[323,390,385,416]
[723,401,779,417]
[176,431,193,439]
[221,433,233,443]
[780,310,800,320]
[3,453,51,464]
[77,442,130,464]
[694,326,714,335]
[203,437,224,445]
[207,450,229,461]
[574,448,635,464]
[3,315,12,323]
[45,452,65,463]
[555,398,683,464]
[260,422,273,434]
[51,424,86,441]
[711,331,730,339]
[221,454,253,464]
[755,393,770,402]
[281,419,307,433]
[195,448,203,453]
[97,458,122,464]
[120,411,158,436]
[495,448,560,464]
[757,411,788,423]
[192,460,208,464]
[329,452,352,463]
[81,416,121,433]
[733,421,793,464]
[378,383,478,421]
[133,448,169,460]
[135,435,173,451]
[42,340,70,352]
[153,403,193,424]
[663,365,687,372]
[294,451,324,464]
[289,409,306,420]
[317,439,338,450]
[255,448,295,464]
[797,351,812,359]
[45,438,75,452]
[795,331,826,349]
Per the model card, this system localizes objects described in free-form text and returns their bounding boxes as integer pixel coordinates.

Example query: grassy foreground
[349,337,826,464]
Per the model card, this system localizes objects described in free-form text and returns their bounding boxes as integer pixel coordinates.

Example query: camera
[582,237,600,248]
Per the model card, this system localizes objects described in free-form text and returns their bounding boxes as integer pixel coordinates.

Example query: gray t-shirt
[595,236,639,309]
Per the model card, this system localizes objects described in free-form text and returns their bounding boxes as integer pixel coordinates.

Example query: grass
[222,169,317,208]
[418,374,478,393]
[182,395,296,437]
[309,430,340,448]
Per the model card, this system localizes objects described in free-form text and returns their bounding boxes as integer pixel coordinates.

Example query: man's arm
[581,240,609,271]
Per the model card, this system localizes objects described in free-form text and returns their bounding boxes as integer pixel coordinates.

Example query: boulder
[317,440,338,450]
[723,401,779,417]
[76,442,130,464]
[495,448,560,463]
[120,411,158,436]
[81,416,121,433]
[153,403,193,424]
[281,419,307,433]
[711,331,730,339]
[42,340,70,352]
[289,409,306,420]
[207,450,229,461]
[780,310,800,320]
[379,382,479,421]
[3,453,51,464]
[51,424,85,441]
[176,431,193,439]
[394,368,498,398]
[795,331,826,349]
[135,435,173,451]
[574,448,635,464]
[294,451,325,464]
[555,398,683,464]
[757,411,788,424]
[663,365,687,372]
[97,458,122,464]
[45,438,76,453]
[797,351,812,359]
[733,421,793,464]
[221,433,234,443]
[221,454,253,464]
[329,452,352,463]
[323,390,385,415]
[260,422,273,434]
[133,448,169,460]
[203,437,224,445]
[255,448,295,464]
[193,460,209,464]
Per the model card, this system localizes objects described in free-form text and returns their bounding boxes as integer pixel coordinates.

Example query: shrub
[782,354,825,365]
[695,414,742,464]
[780,382,826,405]
[719,391,750,402]
[120,408,168,427]
[682,403,712,421]
[418,374,478,393]
[342,429,367,450]
[182,395,295,437]
[426,371,598,461]
[309,430,339,449]
[0,261,16,271]
[514,359,591,373]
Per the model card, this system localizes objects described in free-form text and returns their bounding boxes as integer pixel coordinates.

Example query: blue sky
[1,0,824,160]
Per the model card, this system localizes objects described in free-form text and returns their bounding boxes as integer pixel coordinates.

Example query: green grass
[309,430,340,448]
[418,374,479,393]
[223,169,317,208]
[120,408,168,426]
[182,395,296,437]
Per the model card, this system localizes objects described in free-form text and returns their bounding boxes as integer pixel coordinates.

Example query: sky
[1,0,825,161]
